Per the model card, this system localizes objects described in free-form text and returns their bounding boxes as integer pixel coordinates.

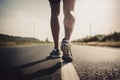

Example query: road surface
[0,45,120,80]
[72,45,120,80]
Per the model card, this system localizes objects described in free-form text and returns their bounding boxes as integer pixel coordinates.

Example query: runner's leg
[63,0,76,40]
[49,1,60,49]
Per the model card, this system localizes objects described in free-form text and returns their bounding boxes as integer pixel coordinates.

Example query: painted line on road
[61,60,80,80]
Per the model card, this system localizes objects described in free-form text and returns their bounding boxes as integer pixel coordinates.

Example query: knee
[64,10,75,22]
[51,11,60,17]
[50,2,60,17]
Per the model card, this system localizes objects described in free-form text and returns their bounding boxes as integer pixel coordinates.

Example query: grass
[0,41,53,46]
[1,41,120,48]
[72,41,120,48]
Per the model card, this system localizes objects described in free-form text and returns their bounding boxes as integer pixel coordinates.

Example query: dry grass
[0,41,52,46]
[73,41,120,48]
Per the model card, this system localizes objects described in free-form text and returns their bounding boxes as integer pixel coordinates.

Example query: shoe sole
[51,55,60,58]
[47,55,60,59]
[62,55,73,62]
[61,43,73,62]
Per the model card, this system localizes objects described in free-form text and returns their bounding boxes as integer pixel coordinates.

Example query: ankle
[53,48,59,51]
[64,37,70,40]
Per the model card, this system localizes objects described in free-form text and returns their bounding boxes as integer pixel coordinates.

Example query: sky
[0,0,120,41]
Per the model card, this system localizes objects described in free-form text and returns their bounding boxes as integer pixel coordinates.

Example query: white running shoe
[61,38,73,62]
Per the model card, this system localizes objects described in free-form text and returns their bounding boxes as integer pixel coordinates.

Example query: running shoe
[49,49,60,58]
[61,38,73,62]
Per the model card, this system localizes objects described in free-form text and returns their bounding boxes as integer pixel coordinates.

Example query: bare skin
[49,0,76,49]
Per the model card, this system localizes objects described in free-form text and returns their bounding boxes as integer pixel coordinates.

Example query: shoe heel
[61,44,70,53]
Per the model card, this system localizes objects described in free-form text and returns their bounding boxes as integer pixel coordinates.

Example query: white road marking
[61,60,80,80]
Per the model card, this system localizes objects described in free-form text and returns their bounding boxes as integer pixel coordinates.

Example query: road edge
[61,61,80,80]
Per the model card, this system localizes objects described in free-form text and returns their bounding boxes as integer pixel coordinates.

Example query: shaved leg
[49,2,60,49]
[63,0,76,40]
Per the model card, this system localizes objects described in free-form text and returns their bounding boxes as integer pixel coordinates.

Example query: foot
[61,38,73,62]
[49,49,60,59]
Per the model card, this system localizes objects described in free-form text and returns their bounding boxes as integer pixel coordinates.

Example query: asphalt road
[0,45,61,80]
[0,45,120,80]
[72,45,120,80]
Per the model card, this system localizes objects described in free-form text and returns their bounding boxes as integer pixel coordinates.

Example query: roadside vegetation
[72,32,120,47]
[0,34,51,46]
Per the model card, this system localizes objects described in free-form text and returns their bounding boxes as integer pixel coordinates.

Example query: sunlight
[72,0,118,39]
[0,0,119,41]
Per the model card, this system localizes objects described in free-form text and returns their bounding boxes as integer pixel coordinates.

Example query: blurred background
[0,0,120,44]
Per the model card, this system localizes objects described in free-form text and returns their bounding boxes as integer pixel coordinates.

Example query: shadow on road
[13,56,59,69]
[0,57,61,80]
[22,62,61,80]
